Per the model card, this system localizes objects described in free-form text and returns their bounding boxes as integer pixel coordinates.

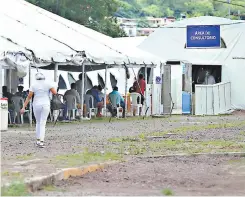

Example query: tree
[25,0,127,37]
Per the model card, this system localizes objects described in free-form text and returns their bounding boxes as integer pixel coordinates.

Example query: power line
[213,0,245,8]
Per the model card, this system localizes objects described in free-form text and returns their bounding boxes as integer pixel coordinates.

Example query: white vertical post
[144,64,148,116]
[104,66,108,116]
[54,63,58,82]
[80,63,85,119]
[29,63,32,127]
[124,66,128,118]
[9,69,12,93]
[0,64,2,98]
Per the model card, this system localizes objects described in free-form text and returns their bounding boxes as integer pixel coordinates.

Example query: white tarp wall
[171,65,183,114]
[139,16,245,110]
[195,82,231,115]
[151,84,163,115]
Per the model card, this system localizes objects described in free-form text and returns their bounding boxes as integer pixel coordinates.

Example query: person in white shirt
[203,69,216,85]
[20,73,57,148]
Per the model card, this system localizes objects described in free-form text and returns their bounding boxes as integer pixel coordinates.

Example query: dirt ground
[1,114,245,195]
[34,155,245,196]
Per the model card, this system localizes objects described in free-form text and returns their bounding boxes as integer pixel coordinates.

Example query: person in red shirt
[133,74,146,106]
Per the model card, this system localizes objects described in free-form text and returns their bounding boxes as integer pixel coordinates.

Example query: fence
[195,82,231,115]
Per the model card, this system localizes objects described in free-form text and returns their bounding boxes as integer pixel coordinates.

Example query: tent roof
[110,36,164,65]
[0,0,129,67]
[139,16,245,65]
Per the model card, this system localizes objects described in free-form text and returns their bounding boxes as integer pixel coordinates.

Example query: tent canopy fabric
[139,16,245,110]
[139,16,244,65]
[0,0,129,66]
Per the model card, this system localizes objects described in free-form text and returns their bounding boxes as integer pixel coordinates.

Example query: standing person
[76,73,88,100]
[20,73,57,148]
[133,74,146,115]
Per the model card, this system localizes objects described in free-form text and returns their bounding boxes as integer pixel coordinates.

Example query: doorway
[192,65,222,92]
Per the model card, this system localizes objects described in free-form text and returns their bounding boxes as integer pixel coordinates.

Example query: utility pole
[56,0,60,14]
[228,0,231,19]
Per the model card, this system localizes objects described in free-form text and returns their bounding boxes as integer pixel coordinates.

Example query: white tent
[139,16,245,110]
[0,0,132,70]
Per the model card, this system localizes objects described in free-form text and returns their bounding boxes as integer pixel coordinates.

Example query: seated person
[64,83,81,105]
[108,86,125,118]
[87,86,103,117]
[63,83,81,119]
[2,86,13,104]
[15,86,27,99]
[2,86,14,123]
[98,85,104,101]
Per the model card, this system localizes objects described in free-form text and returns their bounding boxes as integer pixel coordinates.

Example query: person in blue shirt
[108,86,125,118]
[87,86,103,117]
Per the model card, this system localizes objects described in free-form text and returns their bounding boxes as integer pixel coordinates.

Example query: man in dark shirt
[2,86,13,104]
[86,86,103,117]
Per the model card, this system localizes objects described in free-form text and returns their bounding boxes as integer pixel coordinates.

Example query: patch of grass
[53,150,122,167]
[240,131,245,136]
[150,121,245,137]
[162,188,174,196]
[42,185,58,192]
[16,153,34,160]
[228,158,245,164]
[1,182,30,196]
[2,171,22,177]
[108,136,139,143]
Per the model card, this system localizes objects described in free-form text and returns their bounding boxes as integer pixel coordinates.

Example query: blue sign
[155,76,162,84]
[186,25,221,48]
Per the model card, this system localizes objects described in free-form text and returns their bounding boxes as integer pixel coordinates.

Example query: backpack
[50,94,64,110]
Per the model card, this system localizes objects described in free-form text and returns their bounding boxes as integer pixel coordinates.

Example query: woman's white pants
[33,105,50,141]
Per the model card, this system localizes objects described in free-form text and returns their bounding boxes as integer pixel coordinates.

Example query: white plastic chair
[64,95,77,120]
[85,94,96,119]
[109,94,123,118]
[130,93,143,116]
[11,96,30,124]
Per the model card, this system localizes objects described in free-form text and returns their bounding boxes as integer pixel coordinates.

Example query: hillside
[116,0,245,19]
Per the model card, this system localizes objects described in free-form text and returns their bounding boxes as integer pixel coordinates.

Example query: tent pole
[54,63,58,82]
[124,65,128,118]
[80,62,85,119]
[104,65,108,116]
[29,63,32,127]
[9,69,12,93]
[144,63,148,116]
[0,63,2,97]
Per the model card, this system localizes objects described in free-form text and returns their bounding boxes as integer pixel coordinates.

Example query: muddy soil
[34,155,245,196]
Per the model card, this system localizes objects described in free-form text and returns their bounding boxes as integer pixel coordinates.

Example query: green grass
[1,182,30,196]
[16,153,34,160]
[149,121,245,137]
[53,150,122,167]
[2,171,22,177]
[162,188,174,196]
[108,138,245,156]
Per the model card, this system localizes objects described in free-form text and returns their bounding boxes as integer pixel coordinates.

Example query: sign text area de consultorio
[186,25,221,48]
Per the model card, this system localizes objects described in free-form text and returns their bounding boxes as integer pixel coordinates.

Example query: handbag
[50,94,64,110]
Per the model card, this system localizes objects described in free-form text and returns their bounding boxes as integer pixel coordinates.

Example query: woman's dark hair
[98,85,103,91]
[129,86,135,93]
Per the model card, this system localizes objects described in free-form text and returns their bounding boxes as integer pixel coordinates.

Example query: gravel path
[1,115,244,161]
[34,155,245,196]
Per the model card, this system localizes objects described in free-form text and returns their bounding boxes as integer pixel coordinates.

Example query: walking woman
[20,73,57,148]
